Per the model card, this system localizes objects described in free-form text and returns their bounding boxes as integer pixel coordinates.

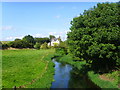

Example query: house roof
[51,38,59,42]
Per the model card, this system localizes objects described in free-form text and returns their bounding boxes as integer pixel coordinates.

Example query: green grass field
[2,49,55,88]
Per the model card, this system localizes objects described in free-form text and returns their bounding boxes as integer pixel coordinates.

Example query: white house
[48,37,60,46]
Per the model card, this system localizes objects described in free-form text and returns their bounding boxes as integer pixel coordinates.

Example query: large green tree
[67,2,120,72]
[22,35,35,48]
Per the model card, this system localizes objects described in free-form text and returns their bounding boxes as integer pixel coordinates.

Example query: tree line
[67,2,120,72]
[1,35,56,49]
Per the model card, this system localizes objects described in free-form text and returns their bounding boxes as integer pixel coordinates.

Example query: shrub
[2,43,9,49]
[40,42,48,49]
[34,42,41,49]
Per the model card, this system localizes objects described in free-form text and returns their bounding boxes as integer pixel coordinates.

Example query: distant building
[48,37,61,46]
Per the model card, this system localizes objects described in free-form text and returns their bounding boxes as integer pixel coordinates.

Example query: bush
[54,41,68,57]
[2,43,9,49]
[34,42,41,49]
[40,42,48,49]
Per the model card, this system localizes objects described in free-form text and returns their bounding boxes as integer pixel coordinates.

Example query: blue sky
[1,2,117,41]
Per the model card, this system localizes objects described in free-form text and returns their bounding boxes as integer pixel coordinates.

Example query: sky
[1,1,118,41]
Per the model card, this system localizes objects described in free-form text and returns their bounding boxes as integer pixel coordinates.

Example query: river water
[51,59,100,89]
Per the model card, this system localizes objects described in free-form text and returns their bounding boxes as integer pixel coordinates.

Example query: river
[51,58,100,89]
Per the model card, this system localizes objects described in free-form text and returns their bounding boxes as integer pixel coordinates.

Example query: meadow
[2,49,55,88]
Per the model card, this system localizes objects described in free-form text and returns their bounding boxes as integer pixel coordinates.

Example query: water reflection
[51,59,100,89]
[51,59,72,88]
[68,68,90,88]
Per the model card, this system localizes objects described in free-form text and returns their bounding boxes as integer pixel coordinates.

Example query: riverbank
[51,58,100,88]
[2,49,55,88]
[54,54,119,89]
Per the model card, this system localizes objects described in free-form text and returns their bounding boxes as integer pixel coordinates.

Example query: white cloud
[49,32,56,35]
[64,30,71,34]
[55,15,61,19]
[1,26,15,31]
[48,30,71,41]
[5,36,24,41]
[49,31,61,36]
[6,37,14,40]
[33,33,48,38]
[3,34,46,41]
[33,34,42,37]
[2,30,71,41]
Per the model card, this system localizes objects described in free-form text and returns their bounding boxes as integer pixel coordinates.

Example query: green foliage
[3,35,50,49]
[58,36,62,42]
[9,40,23,48]
[1,41,11,49]
[8,40,31,48]
[1,41,12,44]
[14,38,21,41]
[49,35,55,40]
[34,42,41,49]
[40,42,48,49]
[0,42,2,49]
[59,41,67,48]
[54,41,68,57]
[88,71,118,88]
[23,35,35,44]
[53,43,59,48]
[34,37,50,44]
[22,35,35,48]
[5,35,35,49]
[54,51,119,88]
[2,43,9,49]
[59,54,86,70]
[55,48,66,57]
[67,2,120,72]
[105,71,119,85]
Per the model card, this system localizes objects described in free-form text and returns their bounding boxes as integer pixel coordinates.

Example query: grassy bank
[55,53,119,89]
[56,54,86,70]
[88,71,119,88]
[2,49,55,88]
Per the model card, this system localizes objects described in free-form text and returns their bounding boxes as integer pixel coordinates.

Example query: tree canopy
[23,35,35,44]
[34,37,50,44]
[67,2,120,72]
[3,35,50,49]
